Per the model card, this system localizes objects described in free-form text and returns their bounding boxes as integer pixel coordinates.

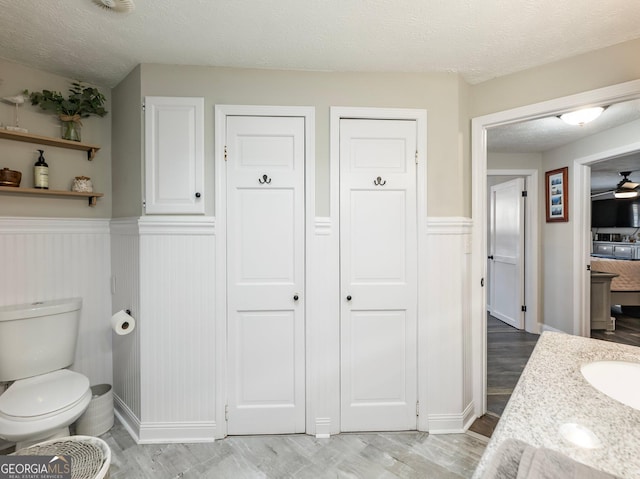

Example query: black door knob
[293,294,299,301]
[195,192,201,198]
[488,255,494,260]
[346,295,352,301]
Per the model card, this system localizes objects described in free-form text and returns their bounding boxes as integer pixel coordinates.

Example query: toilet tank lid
[0,298,82,322]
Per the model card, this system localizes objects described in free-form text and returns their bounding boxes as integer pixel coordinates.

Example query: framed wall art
[545,167,568,222]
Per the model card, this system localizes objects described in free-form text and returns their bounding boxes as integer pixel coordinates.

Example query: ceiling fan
[591,171,640,199]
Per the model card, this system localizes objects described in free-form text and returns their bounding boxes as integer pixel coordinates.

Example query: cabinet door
[145,96,204,214]
[594,244,613,256]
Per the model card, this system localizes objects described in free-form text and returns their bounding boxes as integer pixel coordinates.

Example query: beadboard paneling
[111,218,141,421]
[0,217,112,386]
[424,217,474,433]
[308,217,340,437]
[138,219,216,441]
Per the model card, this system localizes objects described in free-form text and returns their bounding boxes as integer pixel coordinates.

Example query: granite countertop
[473,332,640,479]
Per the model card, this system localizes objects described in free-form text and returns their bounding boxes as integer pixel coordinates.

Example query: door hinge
[522,190,528,197]
[521,305,527,312]
[142,103,145,111]
[587,264,591,271]
[224,145,228,162]
[225,404,229,421]
[416,401,420,417]
[415,150,419,164]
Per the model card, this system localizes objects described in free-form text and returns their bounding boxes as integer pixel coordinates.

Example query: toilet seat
[0,370,91,443]
[0,369,89,419]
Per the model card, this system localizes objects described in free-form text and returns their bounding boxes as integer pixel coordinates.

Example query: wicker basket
[0,168,21,187]
[12,435,111,479]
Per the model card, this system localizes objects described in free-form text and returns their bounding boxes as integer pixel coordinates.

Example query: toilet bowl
[0,370,91,444]
[0,298,91,448]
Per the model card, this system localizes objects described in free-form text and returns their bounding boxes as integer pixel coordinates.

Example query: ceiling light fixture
[92,0,134,13]
[560,106,605,126]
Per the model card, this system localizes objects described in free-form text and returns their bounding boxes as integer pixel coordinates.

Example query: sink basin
[581,361,640,410]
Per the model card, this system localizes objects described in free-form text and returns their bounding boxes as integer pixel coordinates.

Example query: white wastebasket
[75,384,114,437]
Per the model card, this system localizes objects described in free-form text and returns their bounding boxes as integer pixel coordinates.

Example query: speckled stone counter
[473,332,640,479]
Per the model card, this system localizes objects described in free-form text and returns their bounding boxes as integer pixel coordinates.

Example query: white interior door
[340,118,418,432]
[489,178,525,329]
[226,115,306,435]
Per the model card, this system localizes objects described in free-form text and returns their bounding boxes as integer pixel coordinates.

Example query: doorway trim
[330,107,428,429]
[572,143,640,336]
[471,79,640,417]
[214,105,315,438]
[487,169,539,334]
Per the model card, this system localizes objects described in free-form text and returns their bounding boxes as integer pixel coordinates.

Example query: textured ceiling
[488,100,640,153]
[488,99,640,193]
[1,0,640,88]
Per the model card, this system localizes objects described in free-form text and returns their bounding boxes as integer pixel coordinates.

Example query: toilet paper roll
[111,310,135,335]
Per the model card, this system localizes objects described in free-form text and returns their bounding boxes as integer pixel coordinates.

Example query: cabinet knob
[346,295,352,301]
[293,294,299,301]
[195,192,201,198]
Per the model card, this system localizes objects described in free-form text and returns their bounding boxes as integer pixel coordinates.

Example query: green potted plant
[24,81,108,142]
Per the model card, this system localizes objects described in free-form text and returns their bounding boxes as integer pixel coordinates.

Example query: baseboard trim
[137,421,217,444]
[428,403,475,434]
[541,324,565,333]
[315,417,332,438]
[113,394,141,443]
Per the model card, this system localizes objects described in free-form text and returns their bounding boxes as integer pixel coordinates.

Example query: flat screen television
[592,198,640,228]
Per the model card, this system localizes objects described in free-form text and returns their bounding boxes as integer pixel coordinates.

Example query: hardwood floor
[591,306,640,346]
[98,422,487,479]
[486,315,539,417]
[468,315,539,439]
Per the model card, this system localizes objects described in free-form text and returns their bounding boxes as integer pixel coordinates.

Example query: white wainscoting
[0,217,112,386]
[110,218,142,430]
[307,217,340,437]
[137,216,217,443]
[424,217,475,433]
[109,215,474,443]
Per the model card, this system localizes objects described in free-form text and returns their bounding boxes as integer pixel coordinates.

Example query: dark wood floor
[486,316,539,417]
[591,306,640,346]
[469,315,539,439]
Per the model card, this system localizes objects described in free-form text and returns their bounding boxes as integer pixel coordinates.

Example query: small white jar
[71,176,93,193]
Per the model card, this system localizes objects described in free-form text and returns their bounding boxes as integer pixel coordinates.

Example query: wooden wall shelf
[0,129,100,160]
[0,186,104,206]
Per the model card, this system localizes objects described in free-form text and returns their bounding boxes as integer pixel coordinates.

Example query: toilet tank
[0,298,82,382]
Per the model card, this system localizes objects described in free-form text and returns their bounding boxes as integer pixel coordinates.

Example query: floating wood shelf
[0,129,100,160]
[0,186,104,206]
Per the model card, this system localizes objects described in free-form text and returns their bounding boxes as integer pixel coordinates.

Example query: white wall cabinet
[144,96,204,214]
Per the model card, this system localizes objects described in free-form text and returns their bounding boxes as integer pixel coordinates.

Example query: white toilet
[0,298,91,449]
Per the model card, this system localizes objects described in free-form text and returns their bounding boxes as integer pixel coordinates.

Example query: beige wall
[471,38,640,117]
[0,59,112,218]
[4,38,640,219]
[111,66,142,218]
[137,64,465,217]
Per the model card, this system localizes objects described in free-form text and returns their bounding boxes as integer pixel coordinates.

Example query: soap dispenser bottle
[33,149,49,189]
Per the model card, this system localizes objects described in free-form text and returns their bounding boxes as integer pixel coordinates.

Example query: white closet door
[144,96,204,214]
[340,118,418,432]
[489,178,525,329]
[226,115,306,435]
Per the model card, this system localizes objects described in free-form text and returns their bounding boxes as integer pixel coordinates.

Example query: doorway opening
[471,79,640,418]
